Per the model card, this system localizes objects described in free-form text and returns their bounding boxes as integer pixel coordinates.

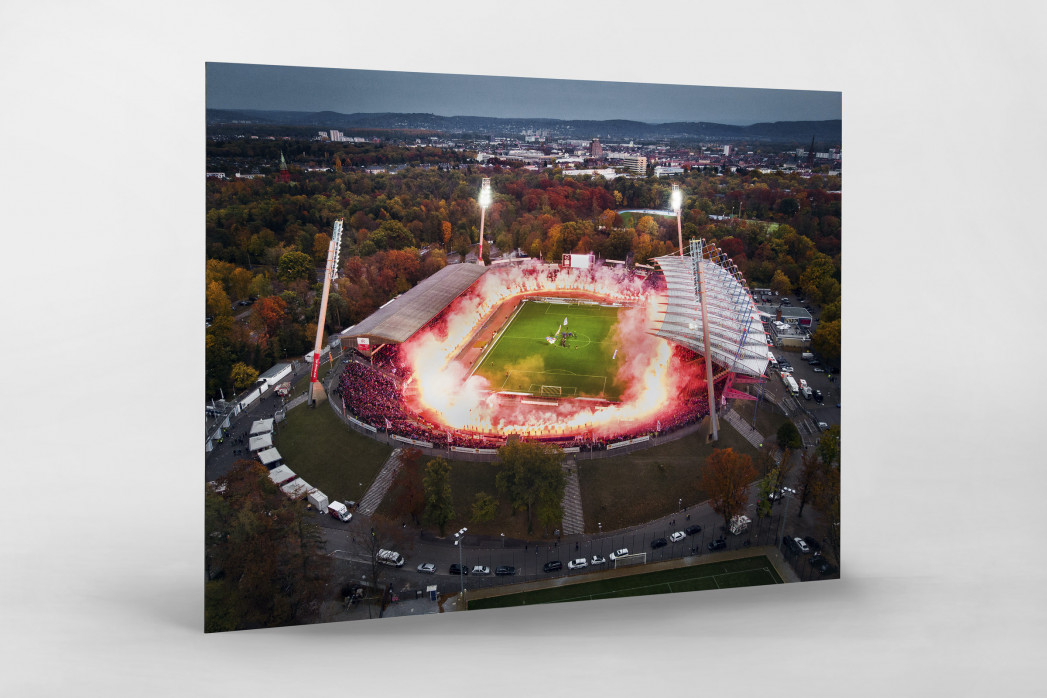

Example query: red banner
[310,354,321,383]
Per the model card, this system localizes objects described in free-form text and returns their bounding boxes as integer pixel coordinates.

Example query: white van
[801,352,814,360]
[377,549,405,567]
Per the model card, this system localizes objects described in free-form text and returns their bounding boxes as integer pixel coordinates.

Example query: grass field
[272,403,393,503]
[473,300,625,401]
[577,421,773,533]
[466,555,782,610]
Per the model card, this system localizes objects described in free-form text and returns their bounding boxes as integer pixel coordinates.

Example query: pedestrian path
[357,448,404,516]
[285,393,309,410]
[560,458,585,535]
[722,409,766,449]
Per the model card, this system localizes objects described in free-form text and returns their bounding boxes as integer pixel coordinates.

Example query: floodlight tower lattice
[308,218,344,405]
[651,238,771,442]
[477,178,492,266]
[671,184,683,256]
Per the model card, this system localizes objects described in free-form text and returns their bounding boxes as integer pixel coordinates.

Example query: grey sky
[206,63,840,126]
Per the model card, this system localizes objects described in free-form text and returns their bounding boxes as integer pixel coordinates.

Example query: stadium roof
[345,263,489,344]
[652,244,770,378]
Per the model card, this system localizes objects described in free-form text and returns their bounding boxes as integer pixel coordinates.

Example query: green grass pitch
[472,300,625,401]
[466,556,784,610]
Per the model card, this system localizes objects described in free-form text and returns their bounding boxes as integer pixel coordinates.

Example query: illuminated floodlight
[479,177,492,208]
[670,183,682,212]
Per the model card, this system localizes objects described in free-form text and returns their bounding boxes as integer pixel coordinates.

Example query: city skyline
[206,63,841,126]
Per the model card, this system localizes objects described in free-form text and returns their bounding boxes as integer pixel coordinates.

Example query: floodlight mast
[308,218,343,405]
[671,184,683,256]
[693,239,720,441]
[477,178,491,266]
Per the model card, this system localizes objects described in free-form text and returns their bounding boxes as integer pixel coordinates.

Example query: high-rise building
[278,151,290,183]
[590,138,603,159]
[723,145,731,156]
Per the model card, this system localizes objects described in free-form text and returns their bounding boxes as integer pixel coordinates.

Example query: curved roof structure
[344,263,489,345]
[652,241,770,378]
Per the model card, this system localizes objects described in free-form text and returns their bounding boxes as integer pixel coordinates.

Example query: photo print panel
[204,62,842,632]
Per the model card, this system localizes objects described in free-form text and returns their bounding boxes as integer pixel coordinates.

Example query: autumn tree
[205,460,331,632]
[228,267,253,301]
[441,220,453,250]
[812,319,841,368]
[471,491,498,524]
[229,362,259,391]
[636,215,659,238]
[770,269,792,296]
[495,440,565,534]
[312,232,331,263]
[253,295,289,336]
[422,457,455,536]
[206,281,232,319]
[699,447,758,531]
[277,250,313,283]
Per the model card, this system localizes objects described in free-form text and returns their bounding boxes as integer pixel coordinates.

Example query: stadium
[336,239,770,454]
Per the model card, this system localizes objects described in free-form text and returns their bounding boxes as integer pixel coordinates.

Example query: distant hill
[206,109,841,144]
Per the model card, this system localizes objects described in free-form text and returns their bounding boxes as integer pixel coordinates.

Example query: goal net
[540,385,562,397]
[614,553,646,568]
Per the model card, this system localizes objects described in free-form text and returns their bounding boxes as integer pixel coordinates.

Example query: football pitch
[472,300,624,401]
[466,556,783,611]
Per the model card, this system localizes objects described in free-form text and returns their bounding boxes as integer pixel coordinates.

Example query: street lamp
[500,532,505,548]
[477,178,492,266]
[671,183,683,257]
[454,527,468,600]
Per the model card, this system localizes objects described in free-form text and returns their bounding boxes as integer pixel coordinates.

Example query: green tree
[277,250,313,283]
[229,362,259,391]
[248,273,272,299]
[471,491,498,524]
[776,421,802,451]
[756,463,785,519]
[817,424,841,468]
[495,440,565,534]
[699,448,758,532]
[422,457,455,536]
[636,215,659,237]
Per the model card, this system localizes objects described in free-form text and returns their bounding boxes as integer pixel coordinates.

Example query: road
[314,458,831,600]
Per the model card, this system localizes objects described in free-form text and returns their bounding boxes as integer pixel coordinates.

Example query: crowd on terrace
[334,342,717,451]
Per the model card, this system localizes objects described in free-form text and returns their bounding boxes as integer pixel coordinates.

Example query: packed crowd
[335,346,718,451]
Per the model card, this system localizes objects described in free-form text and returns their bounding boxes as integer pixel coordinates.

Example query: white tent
[268,465,296,486]
[257,447,282,467]
[281,478,312,500]
[248,433,273,452]
[249,418,274,436]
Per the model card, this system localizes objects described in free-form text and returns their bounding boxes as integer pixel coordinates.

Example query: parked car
[708,538,727,552]
[814,389,823,402]
[495,566,516,576]
[471,565,490,575]
[416,562,436,574]
[650,537,668,549]
[669,531,686,543]
[589,555,607,565]
[567,558,587,570]
[818,421,830,431]
[609,548,630,561]
[685,524,702,536]
[449,564,469,575]
[543,560,563,572]
[780,365,794,374]
[794,537,811,554]
[813,367,826,373]
[803,537,822,553]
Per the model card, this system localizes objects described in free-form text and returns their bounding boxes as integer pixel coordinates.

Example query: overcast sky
[206,63,841,126]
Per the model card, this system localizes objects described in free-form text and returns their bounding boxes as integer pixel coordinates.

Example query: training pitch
[466,556,783,610]
[472,300,624,401]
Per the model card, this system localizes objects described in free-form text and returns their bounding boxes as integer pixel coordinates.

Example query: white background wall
[2,1,1045,695]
